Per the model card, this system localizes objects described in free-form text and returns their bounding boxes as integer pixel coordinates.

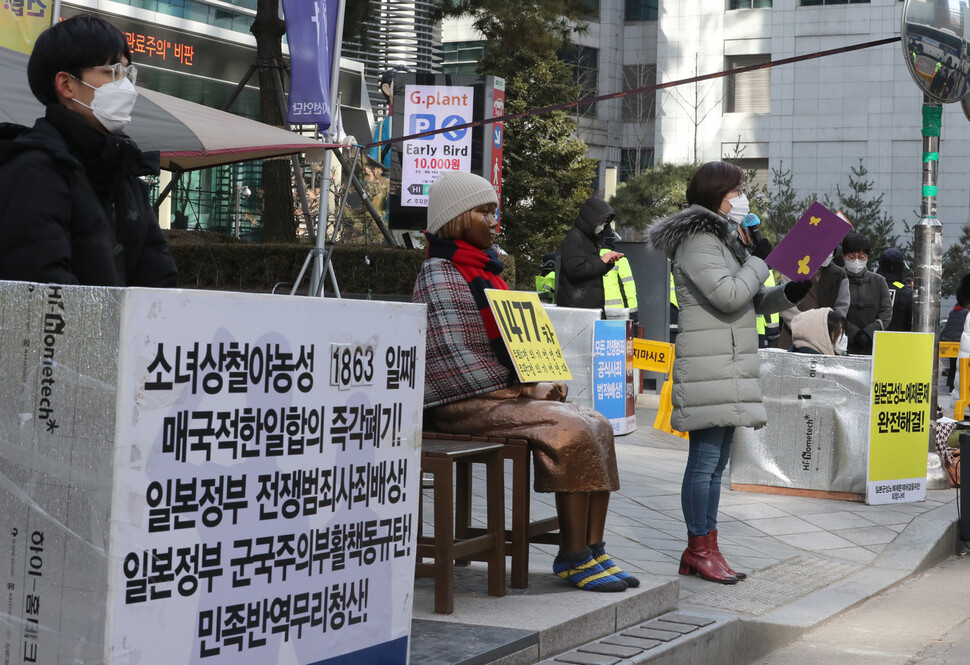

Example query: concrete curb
[539,501,960,665]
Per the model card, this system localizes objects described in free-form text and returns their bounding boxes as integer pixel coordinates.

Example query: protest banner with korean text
[593,320,636,435]
[866,331,934,505]
[0,283,424,664]
[631,338,674,374]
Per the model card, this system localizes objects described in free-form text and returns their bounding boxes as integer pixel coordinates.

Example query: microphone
[742,213,764,245]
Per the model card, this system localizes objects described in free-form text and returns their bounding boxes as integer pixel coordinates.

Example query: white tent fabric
[0,45,332,171]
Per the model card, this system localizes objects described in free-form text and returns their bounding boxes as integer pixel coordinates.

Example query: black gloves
[854,329,872,351]
[751,238,772,261]
[784,280,813,303]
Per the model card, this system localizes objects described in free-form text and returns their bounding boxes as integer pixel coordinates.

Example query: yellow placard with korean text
[632,338,674,374]
[939,341,959,358]
[484,289,571,382]
[866,331,934,505]
[0,0,53,55]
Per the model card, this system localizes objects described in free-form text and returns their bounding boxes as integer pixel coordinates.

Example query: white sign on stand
[108,291,425,663]
[0,283,425,665]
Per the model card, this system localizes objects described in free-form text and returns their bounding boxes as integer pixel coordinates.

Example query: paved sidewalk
[409,402,963,665]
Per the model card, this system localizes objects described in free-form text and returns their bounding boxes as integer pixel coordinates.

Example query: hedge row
[163,230,517,295]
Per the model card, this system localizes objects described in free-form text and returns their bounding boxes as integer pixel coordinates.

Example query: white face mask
[73,77,138,134]
[594,223,606,235]
[845,258,867,275]
[834,333,848,355]
[725,193,750,224]
[821,253,833,267]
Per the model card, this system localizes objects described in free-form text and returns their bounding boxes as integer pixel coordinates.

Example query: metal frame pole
[914,99,943,448]
[308,0,346,298]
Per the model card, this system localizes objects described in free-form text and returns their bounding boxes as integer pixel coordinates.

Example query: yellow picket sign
[635,340,687,439]
[0,1,53,55]
[484,289,572,382]
[939,341,960,358]
[632,338,674,374]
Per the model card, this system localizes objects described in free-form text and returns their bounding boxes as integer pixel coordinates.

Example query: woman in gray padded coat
[648,161,810,584]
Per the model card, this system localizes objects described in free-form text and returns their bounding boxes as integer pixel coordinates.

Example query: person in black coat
[876,247,913,332]
[941,274,970,392]
[555,197,623,310]
[0,15,176,288]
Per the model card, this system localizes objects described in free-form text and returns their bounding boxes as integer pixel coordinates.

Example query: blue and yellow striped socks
[591,541,640,588]
[553,547,628,592]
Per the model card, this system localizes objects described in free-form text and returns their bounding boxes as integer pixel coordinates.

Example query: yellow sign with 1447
[484,289,571,382]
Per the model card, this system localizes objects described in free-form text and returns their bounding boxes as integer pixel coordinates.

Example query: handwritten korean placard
[485,289,572,382]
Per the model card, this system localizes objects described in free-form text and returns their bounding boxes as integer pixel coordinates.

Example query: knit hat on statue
[426,171,498,235]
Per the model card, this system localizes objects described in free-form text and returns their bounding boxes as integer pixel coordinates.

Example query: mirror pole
[914,99,943,430]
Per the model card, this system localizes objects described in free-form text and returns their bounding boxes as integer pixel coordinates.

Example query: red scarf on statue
[425,232,513,369]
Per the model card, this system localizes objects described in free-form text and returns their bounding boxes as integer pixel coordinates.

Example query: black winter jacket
[555,197,615,309]
[877,269,914,332]
[0,105,177,287]
[941,306,968,342]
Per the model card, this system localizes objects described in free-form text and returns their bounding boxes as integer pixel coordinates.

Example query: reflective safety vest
[669,273,679,308]
[601,249,638,313]
[756,271,779,336]
[536,271,556,297]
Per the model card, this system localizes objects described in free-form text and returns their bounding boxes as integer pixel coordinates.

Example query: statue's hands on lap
[522,382,568,402]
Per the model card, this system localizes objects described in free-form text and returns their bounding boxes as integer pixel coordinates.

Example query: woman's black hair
[27,15,132,106]
[828,310,847,342]
[841,231,872,256]
[685,161,744,213]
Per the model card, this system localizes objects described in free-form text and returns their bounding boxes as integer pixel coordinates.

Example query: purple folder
[765,202,852,281]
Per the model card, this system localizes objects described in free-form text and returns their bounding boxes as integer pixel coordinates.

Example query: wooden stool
[427,432,561,589]
[416,438,506,614]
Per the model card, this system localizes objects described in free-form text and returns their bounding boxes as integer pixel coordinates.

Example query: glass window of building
[625,0,658,21]
[577,0,600,21]
[800,0,870,5]
[728,158,770,191]
[729,0,772,8]
[620,148,654,182]
[442,41,485,74]
[111,0,256,36]
[724,54,771,113]
[622,64,656,121]
[560,45,599,117]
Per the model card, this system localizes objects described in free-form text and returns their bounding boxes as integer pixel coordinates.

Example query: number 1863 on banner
[484,289,571,382]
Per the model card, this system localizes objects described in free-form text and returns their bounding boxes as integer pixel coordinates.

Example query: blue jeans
[682,426,735,536]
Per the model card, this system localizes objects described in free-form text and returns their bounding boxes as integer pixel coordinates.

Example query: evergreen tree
[823,159,899,258]
[942,221,970,298]
[608,163,695,231]
[441,0,596,284]
[761,162,817,241]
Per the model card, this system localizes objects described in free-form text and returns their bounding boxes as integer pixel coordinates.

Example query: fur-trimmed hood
[647,205,734,258]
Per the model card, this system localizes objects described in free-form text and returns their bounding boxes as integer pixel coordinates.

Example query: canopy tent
[0,45,332,170]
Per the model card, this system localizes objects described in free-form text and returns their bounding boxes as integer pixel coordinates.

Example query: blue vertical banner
[593,320,637,435]
[281,0,339,128]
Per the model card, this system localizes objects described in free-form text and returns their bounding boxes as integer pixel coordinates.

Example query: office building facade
[443,0,970,249]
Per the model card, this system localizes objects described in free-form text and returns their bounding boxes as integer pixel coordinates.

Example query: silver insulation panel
[732,349,874,496]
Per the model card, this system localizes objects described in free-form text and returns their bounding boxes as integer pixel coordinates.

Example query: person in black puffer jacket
[876,247,914,332]
[0,15,176,288]
[941,274,970,393]
[555,197,623,310]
